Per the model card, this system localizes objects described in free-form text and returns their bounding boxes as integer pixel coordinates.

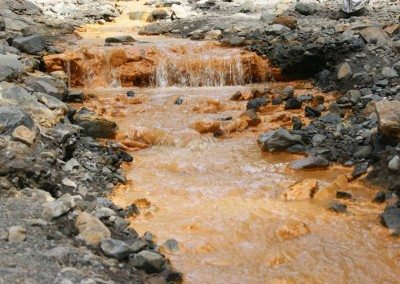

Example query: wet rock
[0,106,34,135]
[162,239,179,252]
[351,161,369,179]
[43,194,76,220]
[388,156,400,171]
[327,201,347,213]
[259,128,304,152]
[126,90,135,97]
[67,90,84,102]
[290,156,329,170]
[192,121,221,134]
[304,106,321,118]
[174,97,183,105]
[292,116,302,130]
[337,63,352,80]
[76,212,111,246]
[281,179,319,201]
[8,226,26,242]
[105,36,136,44]
[100,238,132,260]
[336,191,352,200]
[281,86,294,100]
[277,220,310,240]
[73,108,118,139]
[130,239,147,253]
[375,100,400,140]
[11,125,36,146]
[225,36,246,46]
[246,96,268,111]
[272,97,282,105]
[372,191,386,203]
[295,2,316,15]
[12,35,46,55]
[129,250,164,273]
[241,109,261,127]
[284,98,302,110]
[381,207,400,234]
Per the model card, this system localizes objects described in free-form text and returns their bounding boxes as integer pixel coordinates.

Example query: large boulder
[375,100,400,139]
[12,35,47,55]
[258,128,304,152]
[0,106,34,135]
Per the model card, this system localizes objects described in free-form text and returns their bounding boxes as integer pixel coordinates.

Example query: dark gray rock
[0,106,34,135]
[129,250,164,273]
[327,201,347,213]
[246,96,268,111]
[290,156,329,170]
[284,98,302,109]
[381,207,400,234]
[12,35,46,55]
[259,128,304,152]
[100,238,132,260]
[105,36,136,44]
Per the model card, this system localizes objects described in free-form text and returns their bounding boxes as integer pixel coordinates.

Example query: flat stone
[11,125,36,146]
[290,156,329,170]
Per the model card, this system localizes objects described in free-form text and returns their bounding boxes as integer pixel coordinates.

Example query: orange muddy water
[52,2,400,283]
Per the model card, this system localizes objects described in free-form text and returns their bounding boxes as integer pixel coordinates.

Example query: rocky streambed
[0,0,400,283]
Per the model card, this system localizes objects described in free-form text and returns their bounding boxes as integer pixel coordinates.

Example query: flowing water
[51,3,400,282]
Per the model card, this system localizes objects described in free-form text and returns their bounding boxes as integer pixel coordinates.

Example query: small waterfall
[46,43,274,89]
[153,53,249,87]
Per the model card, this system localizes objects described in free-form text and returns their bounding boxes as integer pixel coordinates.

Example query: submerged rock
[105,36,136,44]
[281,179,319,201]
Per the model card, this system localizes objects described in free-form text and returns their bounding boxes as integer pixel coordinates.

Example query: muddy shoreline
[0,0,399,282]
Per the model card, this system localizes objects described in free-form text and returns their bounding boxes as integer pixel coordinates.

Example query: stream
[46,2,400,283]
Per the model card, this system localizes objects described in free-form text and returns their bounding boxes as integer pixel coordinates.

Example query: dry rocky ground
[0,0,399,283]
